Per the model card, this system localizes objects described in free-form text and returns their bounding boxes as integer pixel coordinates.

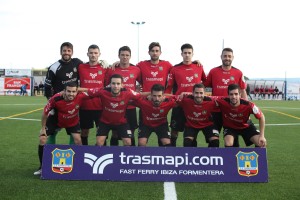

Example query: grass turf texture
[0,96,299,199]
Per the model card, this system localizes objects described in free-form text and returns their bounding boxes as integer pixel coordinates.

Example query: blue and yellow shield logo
[236,151,258,177]
[51,148,75,174]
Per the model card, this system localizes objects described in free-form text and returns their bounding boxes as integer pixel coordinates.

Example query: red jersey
[87,88,141,125]
[205,66,246,96]
[105,65,141,109]
[133,96,177,127]
[166,63,206,95]
[178,96,220,129]
[44,93,88,128]
[78,63,107,110]
[216,98,263,129]
[136,60,172,92]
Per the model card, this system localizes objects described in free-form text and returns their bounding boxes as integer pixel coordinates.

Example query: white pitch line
[261,107,300,110]
[254,123,300,126]
[164,182,177,200]
[0,117,40,121]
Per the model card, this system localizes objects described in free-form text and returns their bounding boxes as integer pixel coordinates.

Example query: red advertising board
[4,77,31,89]
[2,77,32,96]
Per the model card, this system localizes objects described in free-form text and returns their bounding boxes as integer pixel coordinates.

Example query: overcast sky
[0,0,299,79]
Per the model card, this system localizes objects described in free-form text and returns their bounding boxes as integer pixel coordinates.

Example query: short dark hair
[222,48,233,54]
[228,84,240,94]
[151,84,165,93]
[64,82,78,89]
[118,46,131,56]
[193,83,205,92]
[181,43,193,52]
[88,44,100,51]
[60,42,73,53]
[110,74,124,83]
[149,42,161,52]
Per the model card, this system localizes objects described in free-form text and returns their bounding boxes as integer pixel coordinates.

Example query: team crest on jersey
[51,148,75,174]
[73,67,77,72]
[236,151,259,177]
[98,70,102,75]
[238,113,243,117]
[75,104,79,109]
[130,74,134,78]
[202,110,207,115]
[194,73,198,78]
[230,76,235,81]
[120,101,124,105]
[160,109,164,113]
[159,67,163,71]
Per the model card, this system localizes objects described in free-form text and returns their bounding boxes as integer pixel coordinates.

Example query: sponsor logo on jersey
[90,73,97,79]
[110,103,118,108]
[152,113,159,117]
[151,71,158,77]
[66,72,73,78]
[222,78,230,85]
[186,76,194,82]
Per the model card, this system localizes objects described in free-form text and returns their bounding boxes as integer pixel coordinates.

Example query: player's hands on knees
[39,129,47,137]
[258,136,267,147]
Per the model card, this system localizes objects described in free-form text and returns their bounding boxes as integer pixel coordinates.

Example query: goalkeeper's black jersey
[44,58,82,98]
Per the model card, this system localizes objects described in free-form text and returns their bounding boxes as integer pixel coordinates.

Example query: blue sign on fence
[41,145,268,182]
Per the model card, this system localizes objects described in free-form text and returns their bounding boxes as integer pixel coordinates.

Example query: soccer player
[44,42,83,100]
[204,47,247,147]
[136,42,173,92]
[178,83,220,147]
[34,82,88,175]
[165,43,206,146]
[83,74,143,146]
[215,84,267,148]
[44,42,83,145]
[132,84,177,147]
[78,44,107,145]
[105,46,141,146]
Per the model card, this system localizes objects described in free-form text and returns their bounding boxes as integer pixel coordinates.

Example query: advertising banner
[42,145,268,182]
[3,77,31,95]
[5,69,31,76]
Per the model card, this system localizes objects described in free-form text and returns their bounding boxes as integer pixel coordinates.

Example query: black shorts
[126,108,138,130]
[46,116,81,136]
[79,110,102,129]
[97,122,132,138]
[138,123,171,139]
[170,107,186,132]
[223,124,260,146]
[184,125,219,143]
[212,112,223,132]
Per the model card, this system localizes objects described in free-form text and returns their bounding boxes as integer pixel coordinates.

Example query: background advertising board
[3,77,31,95]
[42,145,268,182]
[5,69,31,76]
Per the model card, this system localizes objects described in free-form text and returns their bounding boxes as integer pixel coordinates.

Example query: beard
[222,60,232,67]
